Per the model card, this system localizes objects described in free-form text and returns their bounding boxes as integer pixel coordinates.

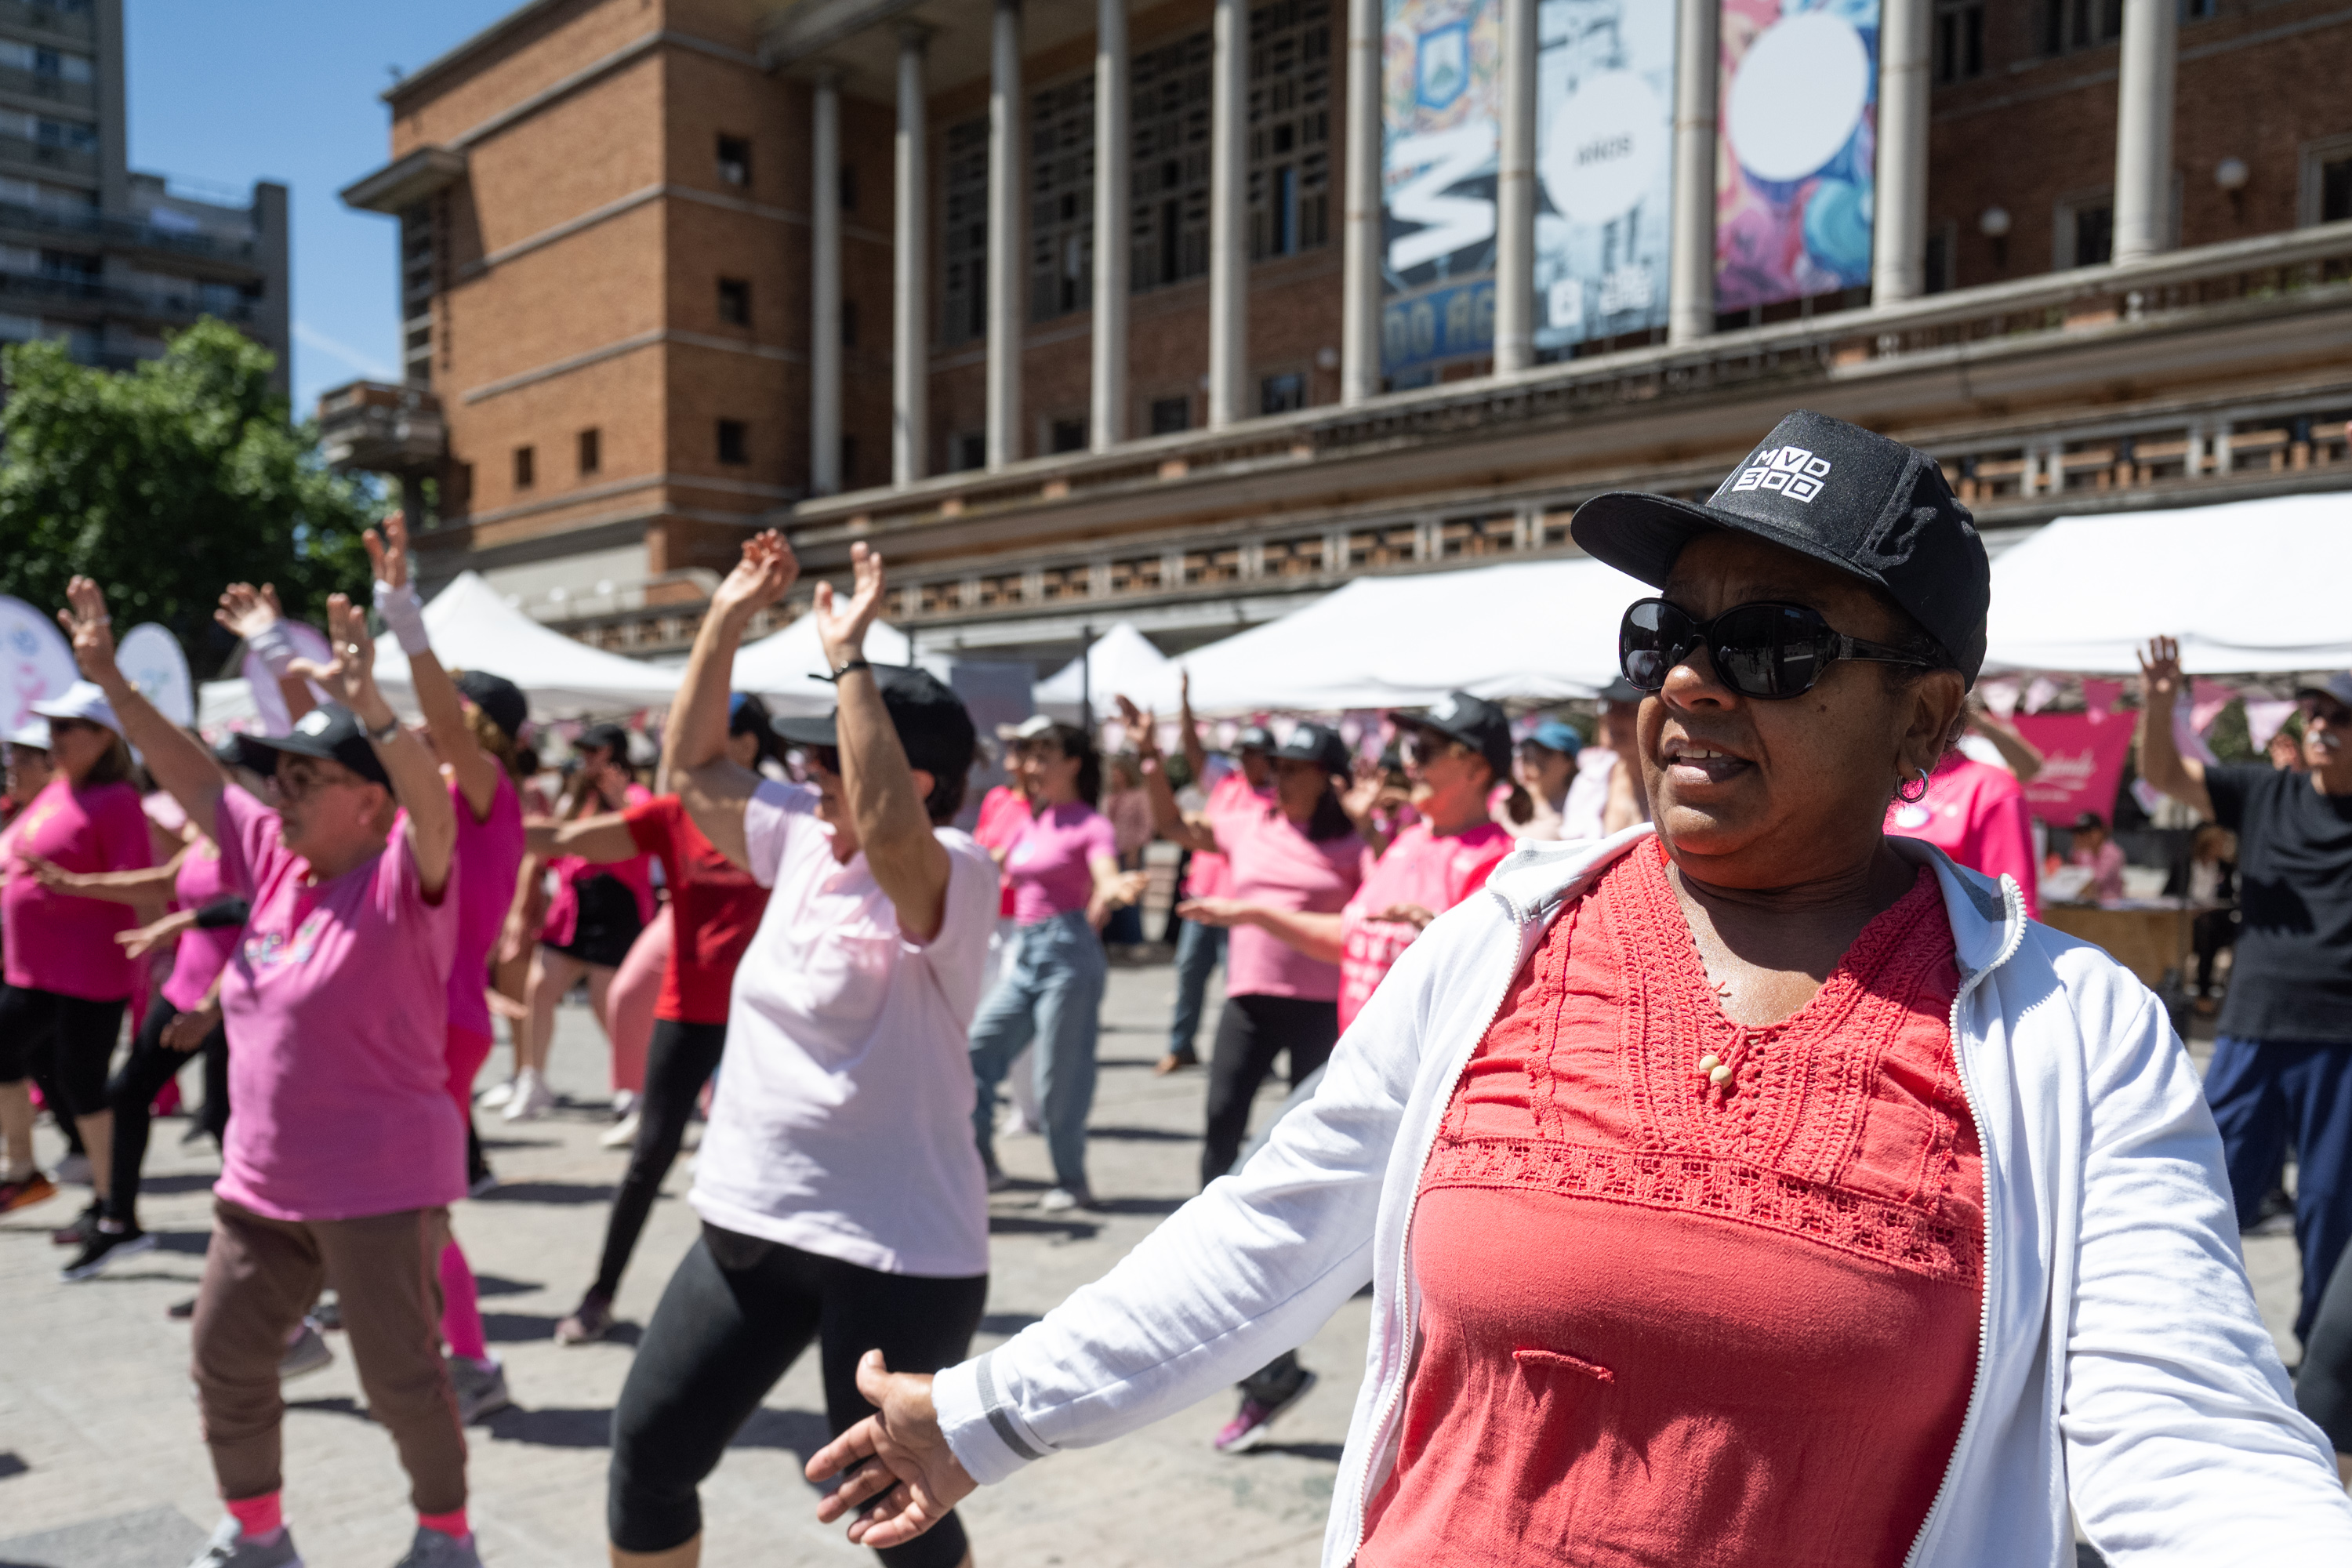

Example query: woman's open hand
[806,1351,975,1549]
[116,908,196,960]
[365,511,412,590]
[713,529,799,626]
[2138,636,2184,706]
[1175,896,1254,929]
[286,596,385,718]
[58,576,120,685]
[213,582,286,644]
[813,541,886,673]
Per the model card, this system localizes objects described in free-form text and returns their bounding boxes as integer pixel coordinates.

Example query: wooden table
[2038,901,2217,989]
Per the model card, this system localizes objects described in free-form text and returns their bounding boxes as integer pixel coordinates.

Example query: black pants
[1200,994,1339,1190]
[592,1018,727,1301]
[105,997,227,1226]
[2193,909,2236,995]
[609,1222,987,1563]
[0,984,127,1117]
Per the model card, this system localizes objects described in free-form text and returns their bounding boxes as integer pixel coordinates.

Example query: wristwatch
[831,657,873,681]
[368,715,403,746]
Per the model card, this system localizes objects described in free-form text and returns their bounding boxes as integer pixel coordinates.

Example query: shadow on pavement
[481,1311,641,1347]
[988,1214,1099,1241]
[1248,1442,1344,1464]
[473,1181,617,1206]
[473,1403,830,1459]
[1086,1125,1199,1144]
[136,1174,220,1196]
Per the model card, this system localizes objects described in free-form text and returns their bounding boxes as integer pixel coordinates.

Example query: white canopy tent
[729,612,913,715]
[1035,622,1181,720]
[1984,492,2352,675]
[1180,556,1653,713]
[371,571,683,717]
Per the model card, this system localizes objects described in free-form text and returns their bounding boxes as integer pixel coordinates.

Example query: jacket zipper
[1901,877,2030,1568]
[1342,884,1540,1561]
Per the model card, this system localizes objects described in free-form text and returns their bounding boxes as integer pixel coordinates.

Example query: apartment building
[0,0,289,383]
[330,0,2352,665]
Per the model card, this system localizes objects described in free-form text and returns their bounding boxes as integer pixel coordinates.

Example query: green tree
[0,318,381,673]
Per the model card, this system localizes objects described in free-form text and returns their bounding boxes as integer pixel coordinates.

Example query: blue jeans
[2205,1034,2352,1344]
[969,911,1108,1192]
[1168,919,1225,1059]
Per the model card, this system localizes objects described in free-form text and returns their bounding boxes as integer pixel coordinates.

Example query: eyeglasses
[44,717,97,735]
[1619,597,1935,702]
[806,745,841,775]
[272,760,368,802]
[1399,730,1464,767]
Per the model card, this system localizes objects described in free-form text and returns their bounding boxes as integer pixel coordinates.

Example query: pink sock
[440,1240,488,1363]
[418,1508,470,1540]
[225,1491,283,1538]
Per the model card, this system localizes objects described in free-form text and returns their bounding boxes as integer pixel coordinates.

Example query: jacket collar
[1486,825,2028,985]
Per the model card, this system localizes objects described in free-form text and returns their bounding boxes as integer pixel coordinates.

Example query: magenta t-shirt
[1210,797,1364,1002]
[1184,771,1272,899]
[1004,801,1118,926]
[445,770,525,1038]
[1337,820,1513,1031]
[161,841,244,1012]
[972,784,1029,918]
[1884,754,2040,919]
[212,786,463,1222]
[2,776,153,999]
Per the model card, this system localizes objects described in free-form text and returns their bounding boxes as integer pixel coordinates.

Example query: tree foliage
[0,319,381,676]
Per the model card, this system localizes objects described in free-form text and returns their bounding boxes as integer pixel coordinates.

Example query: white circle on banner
[1726,9,1869,184]
[118,623,194,728]
[0,593,76,735]
[1541,69,1666,227]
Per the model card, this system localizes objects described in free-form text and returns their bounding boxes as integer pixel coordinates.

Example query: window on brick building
[577,428,601,477]
[2323,157,2352,224]
[717,135,751,187]
[717,419,749,465]
[840,434,858,488]
[453,463,474,509]
[953,432,986,471]
[943,118,991,347]
[2057,198,2114,269]
[1029,76,1095,322]
[1131,31,1211,291]
[1923,222,1955,294]
[841,298,858,347]
[513,445,534,488]
[1248,0,1331,260]
[2042,0,2121,55]
[1260,372,1306,414]
[1933,2,1984,82]
[839,162,858,212]
[1149,395,1192,435]
[718,277,751,326]
[1050,416,1087,452]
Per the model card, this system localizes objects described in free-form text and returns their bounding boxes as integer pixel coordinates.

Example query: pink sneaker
[1212,1368,1317,1452]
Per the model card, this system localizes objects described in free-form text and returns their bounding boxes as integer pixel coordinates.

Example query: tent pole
[1080,622,1094,728]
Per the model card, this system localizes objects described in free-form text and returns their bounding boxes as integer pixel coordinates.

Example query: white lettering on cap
[297,710,333,737]
[1726,445,1834,503]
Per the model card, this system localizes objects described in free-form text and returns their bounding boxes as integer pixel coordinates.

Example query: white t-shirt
[1557,746,1620,841]
[689,780,999,1277]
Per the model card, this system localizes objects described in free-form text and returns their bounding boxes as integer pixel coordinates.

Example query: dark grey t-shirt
[2207,764,2352,1042]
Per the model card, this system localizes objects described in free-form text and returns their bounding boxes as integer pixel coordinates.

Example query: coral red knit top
[1357,842,1984,1568]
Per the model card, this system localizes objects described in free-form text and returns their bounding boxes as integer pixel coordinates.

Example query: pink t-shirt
[1185,771,1272,899]
[1884,754,2040,919]
[972,784,1029,919]
[161,841,243,1013]
[1338,820,1513,1031]
[1005,801,1118,926]
[211,786,463,1222]
[1211,797,1364,1002]
[2,776,153,999]
[444,770,525,1038]
[541,782,656,946]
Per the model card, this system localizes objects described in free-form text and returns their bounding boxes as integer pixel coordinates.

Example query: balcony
[0,128,92,179]
[0,0,96,42]
[0,61,90,109]
[0,266,257,325]
[0,198,259,271]
[318,379,446,474]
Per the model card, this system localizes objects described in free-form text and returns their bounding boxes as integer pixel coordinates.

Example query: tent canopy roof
[1035,622,1179,719]
[728,613,913,716]
[372,572,681,717]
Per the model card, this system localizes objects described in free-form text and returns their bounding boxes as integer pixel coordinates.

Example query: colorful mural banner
[2014,710,2137,826]
[1715,0,1879,314]
[1381,0,1501,375]
[0,593,74,736]
[1534,0,1677,349]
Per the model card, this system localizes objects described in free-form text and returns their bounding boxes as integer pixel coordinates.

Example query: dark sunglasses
[1399,729,1464,767]
[806,745,841,775]
[1619,597,1935,702]
[45,716,99,735]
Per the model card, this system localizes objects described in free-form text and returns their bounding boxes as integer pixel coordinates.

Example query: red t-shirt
[624,794,771,1025]
[1359,843,1983,1566]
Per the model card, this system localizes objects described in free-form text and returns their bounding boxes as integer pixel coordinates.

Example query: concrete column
[811,73,843,497]
[1666,0,1719,343]
[1207,0,1248,426]
[892,27,930,486]
[1493,0,1537,374]
[1339,0,1383,401]
[1091,0,1130,450]
[1871,0,1929,304]
[986,0,1025,468]
[2113,0,2176,265]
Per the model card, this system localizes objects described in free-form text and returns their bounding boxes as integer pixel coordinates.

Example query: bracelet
[368,715,403,746]
[373,579,431,657]
[246,621,297,678]
[828,657,872,682]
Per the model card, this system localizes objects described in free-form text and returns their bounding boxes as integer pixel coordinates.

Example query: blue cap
[1526,718,1583,757]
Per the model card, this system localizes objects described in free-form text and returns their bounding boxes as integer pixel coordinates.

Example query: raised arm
[215,581,315,727]
[1965,697,2045,784]
[291,595,456,898]
[369,512,502,822]
[1177,670,1208,791]
[60,578,223,833]
[28,842,190,905]
[2136,636,2213,820]
[1086,855,1148,931]
[816,543,953,942]
[1119,695,1218,854]
[1177,897,1344,962]
[524,812,639,864]
[675,531,798,870]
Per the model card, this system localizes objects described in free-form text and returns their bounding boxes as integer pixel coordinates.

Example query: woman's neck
[1422,793,1490,838]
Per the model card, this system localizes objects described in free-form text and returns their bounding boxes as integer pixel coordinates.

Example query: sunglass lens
[1710,603,1829,699]
[1618,600,1686,692]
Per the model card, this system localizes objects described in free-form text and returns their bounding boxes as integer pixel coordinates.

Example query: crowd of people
[1,409,2349,1566]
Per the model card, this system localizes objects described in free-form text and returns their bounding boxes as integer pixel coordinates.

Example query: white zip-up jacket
[934,826,2352,1565]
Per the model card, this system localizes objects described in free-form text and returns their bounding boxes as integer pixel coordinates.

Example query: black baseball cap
[1403,691,1512,780]
[1270,721,1350,776]
[454,670,527,744]
[772,664,978,784]
[576,721,631,757]
[240,704,393,789]
[1234,724,1274,754]
[1570,410,1991,687]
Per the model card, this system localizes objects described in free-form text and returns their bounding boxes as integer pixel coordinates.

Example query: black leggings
[592,1018,727,1300]
[104,997,227,1226]
[2302,1237,2352,1455]
[609,1222,987,1563]
[0,984,127,1116]
[1200,994,1340,1189]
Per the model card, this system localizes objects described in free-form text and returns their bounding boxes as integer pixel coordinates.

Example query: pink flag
[2015,710,2137,826]
[2189,678,2237,735]
[2081,678,2125,716]
[2246,699,2298,752]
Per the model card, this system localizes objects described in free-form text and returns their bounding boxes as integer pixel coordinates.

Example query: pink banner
[2015,710,2136,826]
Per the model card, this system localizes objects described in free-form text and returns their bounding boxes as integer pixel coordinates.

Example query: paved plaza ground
[0,959,2303,1568]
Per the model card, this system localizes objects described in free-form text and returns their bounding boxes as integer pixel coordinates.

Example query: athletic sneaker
[611,1088,637,1119]
[184,1516,303,1568]
[1037,1185,1092,1214]
[0,1171,56,1212]
[502,1067,554,1122]
[279,1319,333,1381]
[1212,1367,1319,1453]
[475,1077,516,1110]
[554,1290,615,1345]
[448,1354,512,1423]
[60,1223,156,1280]
[390,1526,482,1568]
[50,1199,101,1246]
[599,1110,641,1150]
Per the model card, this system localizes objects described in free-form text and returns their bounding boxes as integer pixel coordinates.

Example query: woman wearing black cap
[805,411,2350,1568]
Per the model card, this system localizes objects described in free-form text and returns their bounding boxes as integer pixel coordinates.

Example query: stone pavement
[0,961,2303,1568]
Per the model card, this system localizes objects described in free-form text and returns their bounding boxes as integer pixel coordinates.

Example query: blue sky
[124,1,517,414]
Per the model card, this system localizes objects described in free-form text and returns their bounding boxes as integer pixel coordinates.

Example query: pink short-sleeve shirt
[2,776,154,999]
[1210,797,1363,1002]
[1337,820,1513,1030]
[1004,801,1118,925]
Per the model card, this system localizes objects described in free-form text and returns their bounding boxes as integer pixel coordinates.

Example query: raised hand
[365,510,412,590]
[1114,695,1160,758]
[57,575,120,684]
[286,595,386,718]
[2138,636,2184,704]
[812,540,886,670]
[806,1352,975,1549]
[213,582,286,643]
[713,529,800,623]
[24,855,85,894]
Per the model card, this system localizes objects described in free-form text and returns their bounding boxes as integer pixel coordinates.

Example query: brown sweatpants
[191,1197,467,1513]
